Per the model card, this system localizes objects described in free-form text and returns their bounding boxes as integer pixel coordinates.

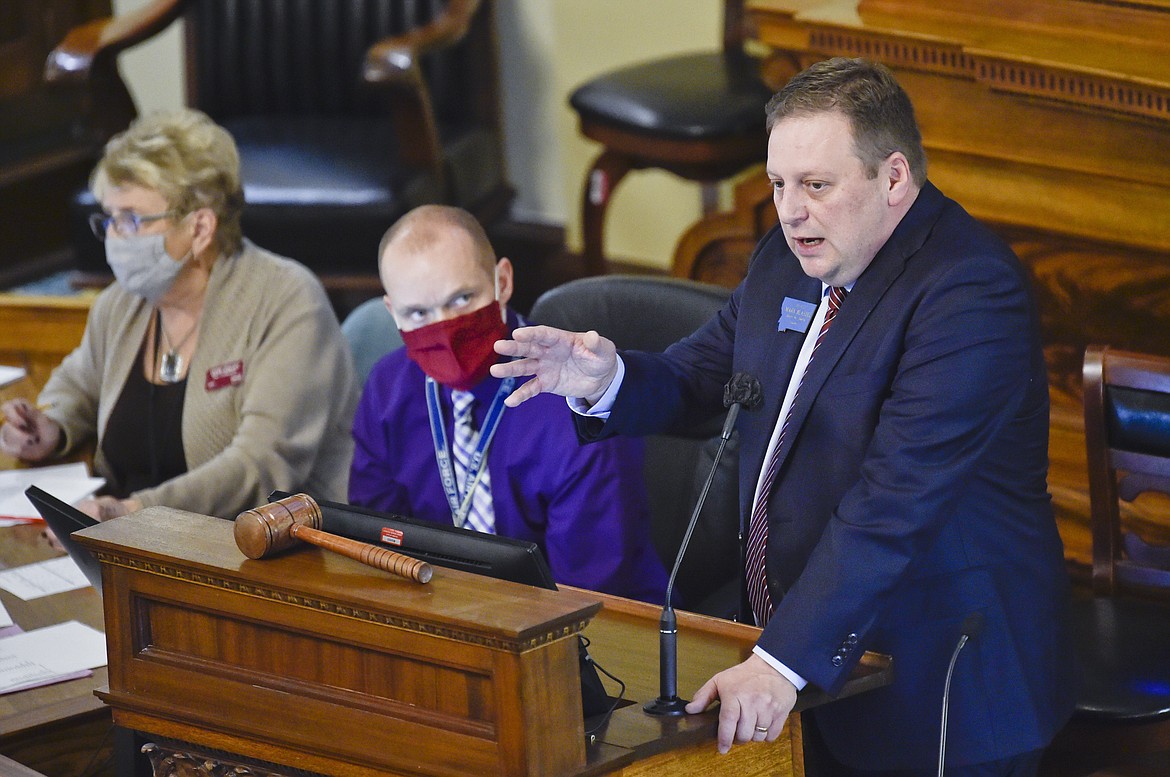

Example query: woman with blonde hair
[0,109,357,520]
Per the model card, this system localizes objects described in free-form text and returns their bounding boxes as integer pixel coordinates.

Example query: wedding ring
[755,725,769,733]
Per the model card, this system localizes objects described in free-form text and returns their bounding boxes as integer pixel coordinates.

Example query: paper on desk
[0,620,106,695]
[0,598,11,629]
[0,556,90,600]
[0,462,105,524]
[0,365,26,388]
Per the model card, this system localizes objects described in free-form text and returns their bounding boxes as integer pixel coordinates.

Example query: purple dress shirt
[349,315,668,604]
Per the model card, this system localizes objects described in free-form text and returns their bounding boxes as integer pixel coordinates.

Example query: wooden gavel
[234,493,432,584]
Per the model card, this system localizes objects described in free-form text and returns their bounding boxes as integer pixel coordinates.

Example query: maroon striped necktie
[746,286,847,626]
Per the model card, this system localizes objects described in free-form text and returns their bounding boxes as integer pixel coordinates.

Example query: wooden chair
[0,0,115,284]
[1043,345,1170,776]
[529,275,740,618]
[567,0,778,275]
[44,0,513,286]
[1084,345,1170,595]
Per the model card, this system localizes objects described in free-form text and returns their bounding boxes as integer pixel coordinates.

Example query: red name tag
[205,360,244,391]
[380,527,404,547]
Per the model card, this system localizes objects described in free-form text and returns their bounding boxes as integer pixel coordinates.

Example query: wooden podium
[74,508,890,777]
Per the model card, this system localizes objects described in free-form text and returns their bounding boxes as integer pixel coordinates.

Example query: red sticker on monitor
[380,527,404,546]
[205,360,244,391]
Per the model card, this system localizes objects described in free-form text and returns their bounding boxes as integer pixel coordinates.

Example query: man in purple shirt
[349,205,668,603]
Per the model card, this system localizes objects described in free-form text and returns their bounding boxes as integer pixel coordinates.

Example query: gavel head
[235,493,323,559]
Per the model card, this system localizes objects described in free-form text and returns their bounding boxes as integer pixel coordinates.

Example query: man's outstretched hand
[492,325,619,407]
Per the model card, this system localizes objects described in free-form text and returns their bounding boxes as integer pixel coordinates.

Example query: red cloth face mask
[400,302,507,390]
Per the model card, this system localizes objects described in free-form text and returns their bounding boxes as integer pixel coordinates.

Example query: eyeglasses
[88,210,177,241]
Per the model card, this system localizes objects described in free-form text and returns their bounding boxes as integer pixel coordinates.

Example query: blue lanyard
[425,376,514,529]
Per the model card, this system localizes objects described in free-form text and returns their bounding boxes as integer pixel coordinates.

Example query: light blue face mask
[105,233,187,304]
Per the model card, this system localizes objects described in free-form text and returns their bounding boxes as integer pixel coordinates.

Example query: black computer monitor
[269,492,558,590]
[24,485,103,593]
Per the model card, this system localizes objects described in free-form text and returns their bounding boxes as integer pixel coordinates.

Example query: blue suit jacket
[593,183,1077,769]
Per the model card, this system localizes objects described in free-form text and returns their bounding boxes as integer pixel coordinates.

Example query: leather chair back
[187,0,468,121]
[342,296,404,385]
[530,275,740,617]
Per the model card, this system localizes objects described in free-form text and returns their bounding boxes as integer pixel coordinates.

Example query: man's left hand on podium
[685,652,798,754]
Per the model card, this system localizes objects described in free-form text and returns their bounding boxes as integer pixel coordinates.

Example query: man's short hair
[765,57,927,186]
[378,205,496,285]
[91,108,245,256]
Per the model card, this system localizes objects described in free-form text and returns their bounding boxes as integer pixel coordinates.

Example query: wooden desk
[0,293,93,389]
[0,292,93,470]
[577,592,890,776]
[77,509,890,777]
[0,525,112,776]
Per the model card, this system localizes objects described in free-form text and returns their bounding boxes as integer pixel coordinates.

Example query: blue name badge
[777,297,817,333]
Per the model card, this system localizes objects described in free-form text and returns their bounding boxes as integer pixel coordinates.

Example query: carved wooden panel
[78,508,598,777]
[143,742,303,777]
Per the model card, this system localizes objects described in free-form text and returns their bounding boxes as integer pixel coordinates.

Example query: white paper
[0,621,106,694]
[0,365,26,388]
[0,462,105,521]
[0,556,91,600]
[0,599,11,629]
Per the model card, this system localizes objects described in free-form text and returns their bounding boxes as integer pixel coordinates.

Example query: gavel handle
[290,523,433,584]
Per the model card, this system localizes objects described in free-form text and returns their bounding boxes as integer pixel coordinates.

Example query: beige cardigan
[41,241,358,518]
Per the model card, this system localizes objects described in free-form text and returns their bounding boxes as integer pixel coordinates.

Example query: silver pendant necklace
[159,349,184,384]
[156,308,198,384]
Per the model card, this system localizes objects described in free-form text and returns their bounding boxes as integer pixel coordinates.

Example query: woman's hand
[0,399,62,462]
[77,496,141,522]
[44,497,139,551]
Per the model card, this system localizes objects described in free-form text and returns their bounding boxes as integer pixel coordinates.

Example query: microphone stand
[937,612,985,776]
[644,401,744,716]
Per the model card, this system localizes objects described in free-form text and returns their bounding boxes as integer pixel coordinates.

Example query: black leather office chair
[529,275,739,618]
[1043,345,1170,777]
[567,0,779,275]
[45,0,513,285]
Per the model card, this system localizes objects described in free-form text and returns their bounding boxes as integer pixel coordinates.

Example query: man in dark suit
[494,58,1076,775]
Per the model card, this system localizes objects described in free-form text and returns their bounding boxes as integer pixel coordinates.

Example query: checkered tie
[452,390,495,534]
[746,286,847,626]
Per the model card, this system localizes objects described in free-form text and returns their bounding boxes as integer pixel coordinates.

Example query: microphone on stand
[644,373,762,716]
[937,612,985,776]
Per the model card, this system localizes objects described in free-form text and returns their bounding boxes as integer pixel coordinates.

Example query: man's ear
[885,152,914,207]
[495,257,514,308]
[382,295,407,332]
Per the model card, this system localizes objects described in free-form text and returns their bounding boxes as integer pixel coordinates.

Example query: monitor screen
[24,485,103,593]
[269,492,557,590]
